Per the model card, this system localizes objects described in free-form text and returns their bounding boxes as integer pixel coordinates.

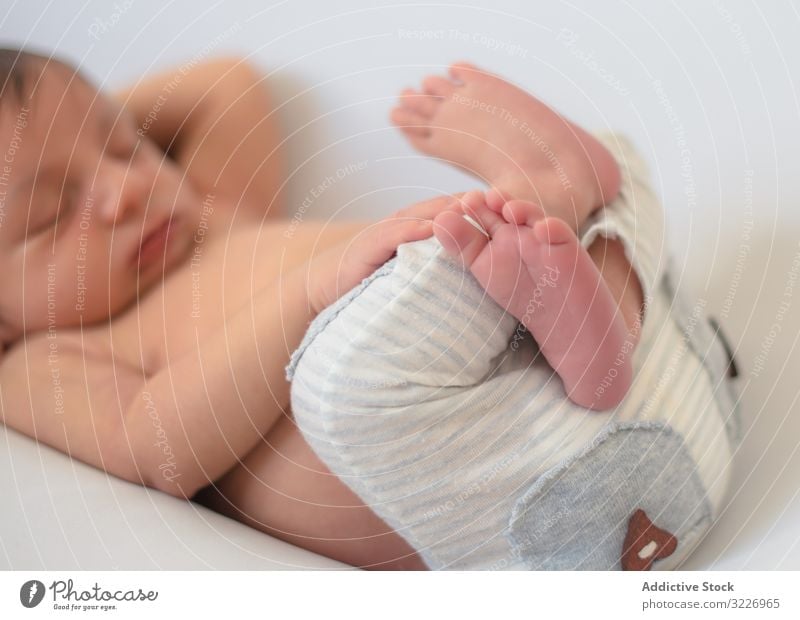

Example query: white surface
[1,0,799,570]
[0,426,348,570]
[0,425,352,570]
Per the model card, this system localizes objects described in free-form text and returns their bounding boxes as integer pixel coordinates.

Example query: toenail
[462,214,490,238]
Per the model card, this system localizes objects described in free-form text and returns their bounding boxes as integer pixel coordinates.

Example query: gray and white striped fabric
[286,134,741,570]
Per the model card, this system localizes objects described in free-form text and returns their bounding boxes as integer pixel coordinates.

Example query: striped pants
[286,134,741,570]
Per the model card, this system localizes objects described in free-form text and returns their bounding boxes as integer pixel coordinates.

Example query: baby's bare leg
[196,414,427,570]
[588,235,644,344]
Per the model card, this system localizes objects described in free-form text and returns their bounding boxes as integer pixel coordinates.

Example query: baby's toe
[501,199,547,227]
[390,106,431,138]
[433,209,490,268]
[448,61,495,85]
[517,216,578,269]
[485,187,512,213]
[458,190,506,238]
[533,216,575,246]
[422,74,457,98]
[398,87,441,119]
[448,61,481,80]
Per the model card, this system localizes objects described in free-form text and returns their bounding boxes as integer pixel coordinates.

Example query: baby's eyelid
[52,186,77,226]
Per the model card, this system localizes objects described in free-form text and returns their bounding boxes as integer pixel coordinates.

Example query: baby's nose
[96,161,150,224]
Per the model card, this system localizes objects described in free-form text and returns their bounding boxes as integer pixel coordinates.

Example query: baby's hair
[0,48,72,349]
[0,48,35,347]
[0,48,40,104]
[0,47,79,108]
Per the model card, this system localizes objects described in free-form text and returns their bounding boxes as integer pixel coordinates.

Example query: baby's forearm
[123,268,316,498]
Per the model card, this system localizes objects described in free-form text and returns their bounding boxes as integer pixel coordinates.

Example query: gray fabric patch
[507,421,712,570]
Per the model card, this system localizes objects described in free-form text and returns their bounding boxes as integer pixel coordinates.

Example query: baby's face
[0,67,199,341]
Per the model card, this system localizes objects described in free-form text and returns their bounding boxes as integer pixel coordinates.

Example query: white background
[1,0,799,570]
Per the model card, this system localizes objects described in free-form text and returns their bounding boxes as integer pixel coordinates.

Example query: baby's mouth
[130,216,179,269]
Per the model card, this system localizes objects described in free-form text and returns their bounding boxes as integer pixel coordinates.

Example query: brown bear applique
[621,509,678,571]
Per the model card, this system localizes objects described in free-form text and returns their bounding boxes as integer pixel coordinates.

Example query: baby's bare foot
[391,63,621,232]
[434,191,632,411]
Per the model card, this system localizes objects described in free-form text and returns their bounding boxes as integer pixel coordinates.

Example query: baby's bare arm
[115,57,283,213]
[0,267,315,498]
[0,334,143,485]
[122,269,317,498]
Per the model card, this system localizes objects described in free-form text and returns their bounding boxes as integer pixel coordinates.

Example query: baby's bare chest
[82,217,362,375]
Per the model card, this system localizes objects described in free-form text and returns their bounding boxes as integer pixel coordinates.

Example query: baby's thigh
[197,414,426,570]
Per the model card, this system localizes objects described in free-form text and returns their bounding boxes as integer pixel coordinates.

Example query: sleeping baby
[0,49,739,570]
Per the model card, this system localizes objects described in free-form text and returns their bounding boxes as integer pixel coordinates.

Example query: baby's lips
[128,215,176,268]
